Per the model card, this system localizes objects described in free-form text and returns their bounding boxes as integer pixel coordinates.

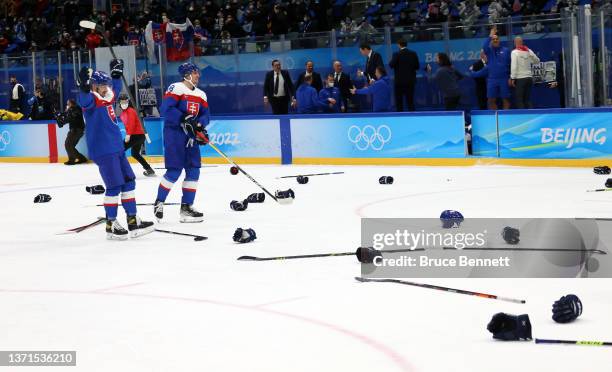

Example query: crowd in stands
[0,0,611,56]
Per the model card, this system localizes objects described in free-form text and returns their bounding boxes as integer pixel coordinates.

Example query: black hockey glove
[502,226,520,245]
[246,193,265,203]
[593,166,611,175]
[233,228,257,243]
[110,59,124,79]
[487,313,532,341]
[181,115,208,146]
[355,247,382,263]
[33,194,52,203]
[552,294,582,323]
[230,200,248,211]
[86,185,106,195]
[77,66,93,93]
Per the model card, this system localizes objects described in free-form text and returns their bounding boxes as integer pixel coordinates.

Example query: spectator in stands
[332,60,352,112]
[85,29,102,50]
[458,0,481,27]
[510,36,540,108]
[425,52,464,110]
[296,75,333,114]
[28,88,54,120]
[223,14,247,38]
[360,43,384,82]
[296,61,323,92]
[350,66,392,112]
[355,18,377,39]
[320,74,344,113]
[263,59,296,114]
[270,3,289,35]
[482,27,511,109]
[58,99,88,165]
[389,38,420,111]
[469,51,489,110]
[8,75,26,114]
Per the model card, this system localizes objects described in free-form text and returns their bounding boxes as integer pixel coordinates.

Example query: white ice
[1,162,611,372]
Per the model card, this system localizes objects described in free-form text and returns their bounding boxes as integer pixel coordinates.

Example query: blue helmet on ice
[90,71,112,86]
[440,210,464,229]
[178,62,199,78]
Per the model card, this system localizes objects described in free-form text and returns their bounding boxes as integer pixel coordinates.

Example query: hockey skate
[127,215,154,238]
[153,200,164,222]
[180,203,203,223]
[106,219,129,241]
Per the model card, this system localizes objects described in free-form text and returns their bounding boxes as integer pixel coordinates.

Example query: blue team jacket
[296,84,328,114]
[319,86,342,112]
[77,78,123,161]
[482,37,511,80]
[354,76,392,112]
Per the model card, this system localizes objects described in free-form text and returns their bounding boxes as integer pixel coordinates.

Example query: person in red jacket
[119,94,155,177]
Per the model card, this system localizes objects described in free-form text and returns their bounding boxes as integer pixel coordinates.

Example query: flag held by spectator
[166,19,194,62]
[144,21,165,62]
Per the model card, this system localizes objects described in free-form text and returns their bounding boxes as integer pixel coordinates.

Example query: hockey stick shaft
[535,338,612,346]
[154,229,207,241]
[442,247,607,254]
[57,217,105,235]
[355,277,526,304]
[278,172,345,179]
[586,188,612,192]
[204,140,279,202]
[237,248,425,261]
[94,202,181,207]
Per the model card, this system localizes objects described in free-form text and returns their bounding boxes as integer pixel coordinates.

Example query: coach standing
[359,43,384,82]
[510,36,540,109]
[389,38,420,111]
[263,59,296,114]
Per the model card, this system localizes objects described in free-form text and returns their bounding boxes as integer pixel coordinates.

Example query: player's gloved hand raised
[77,67,93,93]
[110,59,124,79]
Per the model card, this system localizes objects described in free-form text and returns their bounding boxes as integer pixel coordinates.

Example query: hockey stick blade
[57,217,106,235]
[154,229,207,241]
[355,277,526,304]
[586,188,612,192]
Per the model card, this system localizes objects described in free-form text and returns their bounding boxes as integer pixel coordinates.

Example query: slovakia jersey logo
[107,105,117,122]
[187,102,200,116]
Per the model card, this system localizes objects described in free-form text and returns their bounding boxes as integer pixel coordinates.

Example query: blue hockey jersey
[160,81,210,169]
[78,78,123,161]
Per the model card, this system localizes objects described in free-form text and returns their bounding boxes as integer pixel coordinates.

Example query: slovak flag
[165,18,194,62]
[144,21,166,62]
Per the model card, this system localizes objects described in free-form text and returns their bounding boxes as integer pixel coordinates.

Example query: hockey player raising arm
[77,59,154,240]
[154,62,210,223]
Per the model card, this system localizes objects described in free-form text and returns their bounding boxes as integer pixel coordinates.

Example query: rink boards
[1,108,611,165]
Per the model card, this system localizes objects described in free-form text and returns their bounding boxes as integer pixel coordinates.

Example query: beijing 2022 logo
[348,125,391,151]
[0,130,11,152]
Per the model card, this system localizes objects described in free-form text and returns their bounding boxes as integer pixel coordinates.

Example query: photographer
[28,88,54,120]
[57,99,88,165]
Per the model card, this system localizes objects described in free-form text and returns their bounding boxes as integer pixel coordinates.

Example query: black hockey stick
[277,172,345,179]
[535,338,612,346]
[237,247,425,261]
[204,140,281,203]
[355,277,526,304]
[586,188,612,192]
[154,229,207,241]
[442,247,607,254]
[79,20,150,144]
[57,217,106,235]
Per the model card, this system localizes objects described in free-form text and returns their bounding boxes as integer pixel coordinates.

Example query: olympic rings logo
[0,130,11,152]
[347,125,392,151]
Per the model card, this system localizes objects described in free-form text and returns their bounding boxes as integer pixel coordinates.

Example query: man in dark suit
[263,59,296,114]
[296,61,323,92]
[332,60,352,112]
[359,43,384,82]
[389,38,420,111]
[470,51,488,110]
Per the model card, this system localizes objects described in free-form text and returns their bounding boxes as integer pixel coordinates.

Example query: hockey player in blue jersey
[154,62,210,223]
[77,59,154,240]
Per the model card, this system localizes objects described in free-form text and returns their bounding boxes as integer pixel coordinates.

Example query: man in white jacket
[510,36,540,109]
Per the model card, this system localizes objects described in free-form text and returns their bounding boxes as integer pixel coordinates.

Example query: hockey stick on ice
[442,247,607,254]
[154,229,207,241]
[237,247,425,261]
[277,172,345,179]
[535,338,612,346]
[586,188,612,192]
[93,202,181,207]
[57,217,106,235]
[79,20,151,144]
[355,277,526,304]
[202,139,282,203]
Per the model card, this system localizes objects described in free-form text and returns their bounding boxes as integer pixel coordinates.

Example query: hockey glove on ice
[233,228,257,243]
[487,313,532,341]
[552,294,582,323]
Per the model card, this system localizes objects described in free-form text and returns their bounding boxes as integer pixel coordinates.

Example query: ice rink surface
[1,162,611,372]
